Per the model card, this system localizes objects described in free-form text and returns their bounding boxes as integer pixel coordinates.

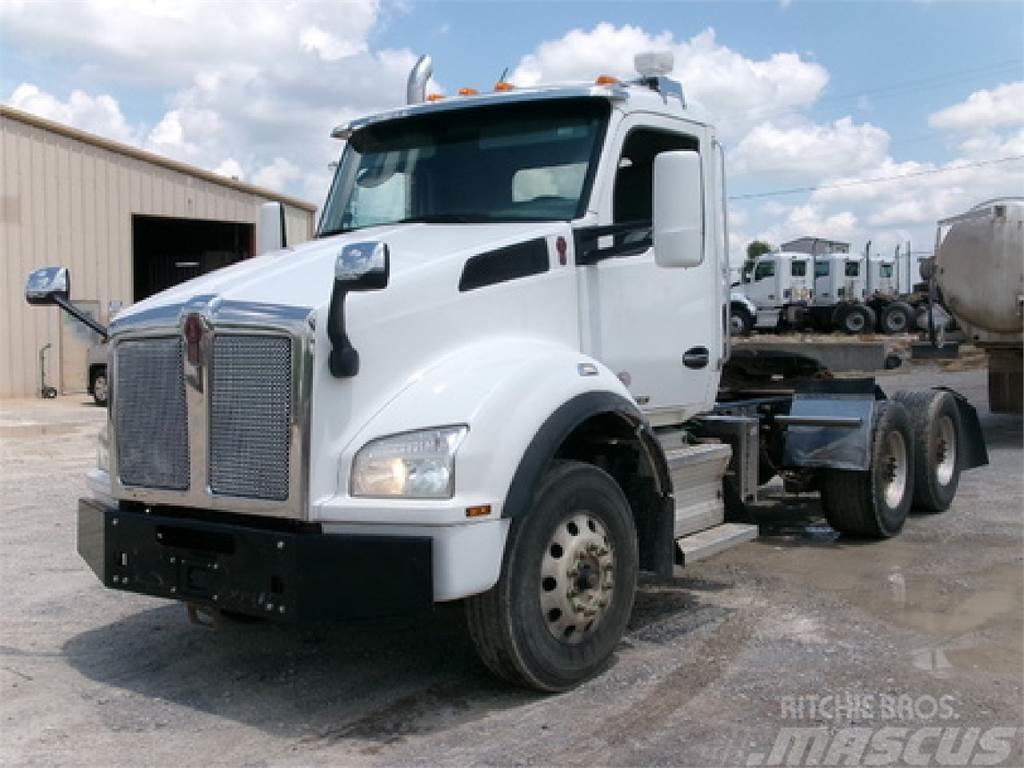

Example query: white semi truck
[26,53,988,692]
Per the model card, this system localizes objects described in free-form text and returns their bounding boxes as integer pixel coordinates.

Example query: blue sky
[2,0,1022,262]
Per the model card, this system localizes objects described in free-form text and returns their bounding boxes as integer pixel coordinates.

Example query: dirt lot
[1,364,1021,767]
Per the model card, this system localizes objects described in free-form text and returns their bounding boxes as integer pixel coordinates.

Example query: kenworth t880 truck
[26,52,987,692]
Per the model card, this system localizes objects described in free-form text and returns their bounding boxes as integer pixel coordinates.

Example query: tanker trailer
[932,198,1023,414]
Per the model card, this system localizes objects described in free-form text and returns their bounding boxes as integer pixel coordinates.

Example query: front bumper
[77,498,433,622]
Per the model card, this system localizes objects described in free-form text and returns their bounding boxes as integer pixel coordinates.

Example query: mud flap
[781,394,876,471]
[937,387,989,470]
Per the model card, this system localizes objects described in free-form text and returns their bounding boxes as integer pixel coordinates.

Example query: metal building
[780,236,851,256]
[0,105,318,399]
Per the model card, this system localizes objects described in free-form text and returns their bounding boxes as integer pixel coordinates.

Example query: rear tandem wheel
[820,401,915,538]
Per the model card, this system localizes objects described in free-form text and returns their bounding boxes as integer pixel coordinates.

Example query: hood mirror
[328,241,391,378]
[25,266,109,339]
[335,241,390,289]
[25,266,69,305]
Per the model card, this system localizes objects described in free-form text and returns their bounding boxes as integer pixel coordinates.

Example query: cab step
[676,523,758,566]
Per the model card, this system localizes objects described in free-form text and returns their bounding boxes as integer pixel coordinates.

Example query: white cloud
[929,82,1024,133]
[510,24,829,140]
[0,0,417,204]
[732,117,890,177]
[7,83,139,144]
[212,158,243,180]
[252,157,302,190]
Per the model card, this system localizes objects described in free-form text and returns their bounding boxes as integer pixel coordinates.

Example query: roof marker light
[425,93,445,102]
[458,87,479,96]
[595,75,619,85]
[494,81,514,92]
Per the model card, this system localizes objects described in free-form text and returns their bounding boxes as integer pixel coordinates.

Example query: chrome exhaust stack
[406,54,433,105]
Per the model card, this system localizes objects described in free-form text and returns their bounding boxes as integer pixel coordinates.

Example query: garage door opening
[132,215,254,302]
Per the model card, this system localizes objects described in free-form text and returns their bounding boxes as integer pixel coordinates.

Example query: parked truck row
[26,52,990,691]
[729,247,935,337]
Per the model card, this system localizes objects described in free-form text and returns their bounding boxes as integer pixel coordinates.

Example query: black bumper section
[77,498,433,622]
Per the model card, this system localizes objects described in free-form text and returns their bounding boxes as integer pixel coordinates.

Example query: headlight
[96,424,110,473]
[350,425,468,499]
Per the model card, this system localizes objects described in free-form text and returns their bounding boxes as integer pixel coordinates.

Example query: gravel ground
[1,363,1020,767]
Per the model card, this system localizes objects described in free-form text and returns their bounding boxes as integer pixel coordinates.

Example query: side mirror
[25,266,70,305]
[258,201,287,254]
[653,150,704,268]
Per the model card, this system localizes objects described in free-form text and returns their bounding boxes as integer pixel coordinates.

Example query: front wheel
[836,304,873,335]
[730,305,754,336]
[880,302,913,335]
[465,461,638,692]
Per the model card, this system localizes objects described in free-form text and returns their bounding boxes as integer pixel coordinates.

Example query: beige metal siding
[0,109,317,398]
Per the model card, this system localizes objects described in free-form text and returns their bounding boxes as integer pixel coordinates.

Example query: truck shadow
[62,579,726,745]
[62,601,531,746]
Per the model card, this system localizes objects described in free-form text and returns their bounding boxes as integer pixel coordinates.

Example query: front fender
[730,291,757,317]
[314,337,635,524]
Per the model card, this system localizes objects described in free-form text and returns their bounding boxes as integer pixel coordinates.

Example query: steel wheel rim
[847,313,865,332]
[882,430,908,508]
[935,415,956,486]
[540,512,615,645]
[94,376,108,402]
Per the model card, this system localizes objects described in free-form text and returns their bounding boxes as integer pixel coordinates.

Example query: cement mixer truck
[932,198,1023,414]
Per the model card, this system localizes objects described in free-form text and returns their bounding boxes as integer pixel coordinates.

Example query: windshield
[319,98,610,235]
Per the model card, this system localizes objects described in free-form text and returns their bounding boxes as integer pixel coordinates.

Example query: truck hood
[112,221,562,328]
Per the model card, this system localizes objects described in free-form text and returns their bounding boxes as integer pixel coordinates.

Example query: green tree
[743,240,773,280]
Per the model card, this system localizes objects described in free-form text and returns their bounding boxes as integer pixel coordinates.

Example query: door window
[815,261,830,278]
[845,261,860,277]
[791,260,807,277]
[754,260,776,281]
[611,128,698,247]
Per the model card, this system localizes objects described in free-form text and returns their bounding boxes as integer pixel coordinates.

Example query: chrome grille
[209,334,292,501]
[115,337,190,490]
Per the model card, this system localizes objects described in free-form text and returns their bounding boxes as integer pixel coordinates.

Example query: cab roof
[331,79,708,140]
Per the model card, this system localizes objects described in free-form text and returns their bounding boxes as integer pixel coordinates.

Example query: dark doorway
[132,216,254,302]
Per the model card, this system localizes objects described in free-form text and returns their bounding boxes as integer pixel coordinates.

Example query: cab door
[745,257,778,306]
[577,115,721,421]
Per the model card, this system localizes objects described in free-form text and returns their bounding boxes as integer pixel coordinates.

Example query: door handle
[682,346,710,369]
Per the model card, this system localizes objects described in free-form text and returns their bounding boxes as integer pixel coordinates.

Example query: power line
[727,154,1024,201]
[741,58,1022,126]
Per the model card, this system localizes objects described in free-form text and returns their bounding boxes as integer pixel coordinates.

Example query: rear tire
[465,461,638,692]
[893,390,961,512]
[821,401,914,538]
[880,302,913,334]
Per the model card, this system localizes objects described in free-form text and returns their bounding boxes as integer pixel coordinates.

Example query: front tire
[465,461,638,692]
[730,305,754,336]
[880,302,913,335]
[836,304,872,335]
[893,390,961,512]
[821,401,914,538]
